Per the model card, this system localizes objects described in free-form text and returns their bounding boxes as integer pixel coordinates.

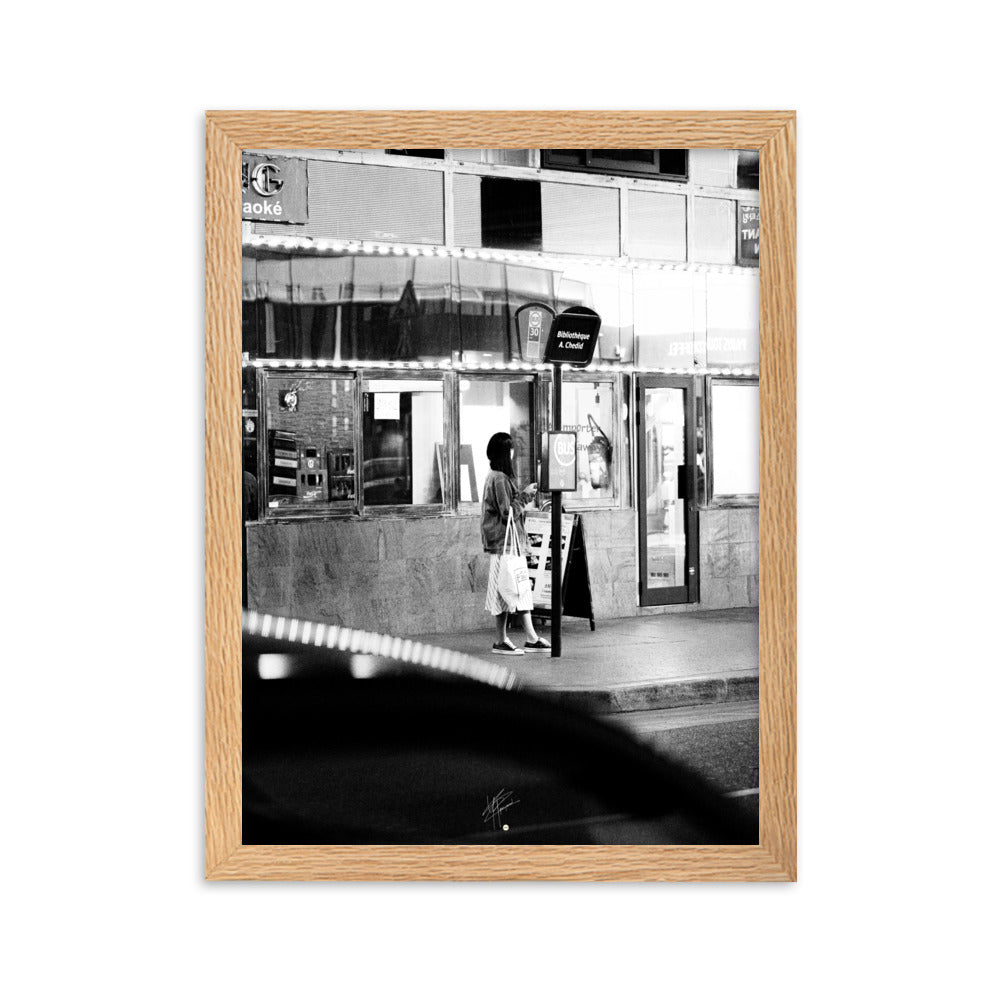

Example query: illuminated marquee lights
[242,232,753,277]
[243,610,520,690]
[242,234,757,378]
[244,356,756,378]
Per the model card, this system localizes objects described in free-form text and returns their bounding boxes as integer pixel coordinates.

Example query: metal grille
[453,173,483,247]
[627,190,687,261]
[541,183,620,256]
[689,149,733,187]
[255,161,445,244]
[691,198,736,265]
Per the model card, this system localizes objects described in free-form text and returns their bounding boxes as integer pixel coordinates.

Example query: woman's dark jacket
[481,470,531,554]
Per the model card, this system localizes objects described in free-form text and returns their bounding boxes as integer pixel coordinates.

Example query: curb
[531,672,759,714]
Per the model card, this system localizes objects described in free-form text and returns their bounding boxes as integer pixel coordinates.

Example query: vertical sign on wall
[242,154,309,224]
[737,203,759,266]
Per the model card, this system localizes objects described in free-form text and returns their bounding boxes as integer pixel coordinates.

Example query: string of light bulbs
[243,356,758,379]
[242,232,756,277]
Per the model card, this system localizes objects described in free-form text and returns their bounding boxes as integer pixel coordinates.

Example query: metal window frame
[453,372,541,516]
[256,368,456,521]
[256,368,361,521]
[358,370,452,517]
[539,370,625,511]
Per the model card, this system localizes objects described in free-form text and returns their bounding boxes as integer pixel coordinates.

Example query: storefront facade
[241,148,759,634]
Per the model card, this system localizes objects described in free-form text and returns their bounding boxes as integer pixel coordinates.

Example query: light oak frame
[205,111,796,881]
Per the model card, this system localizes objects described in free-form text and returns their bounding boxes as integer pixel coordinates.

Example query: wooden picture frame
[206,111,796,881]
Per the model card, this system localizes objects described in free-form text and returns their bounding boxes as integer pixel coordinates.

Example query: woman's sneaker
[492,640,524,655]
[523,638,551,653]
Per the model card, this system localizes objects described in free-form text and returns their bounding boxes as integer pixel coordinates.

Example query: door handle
[676,465,695,499]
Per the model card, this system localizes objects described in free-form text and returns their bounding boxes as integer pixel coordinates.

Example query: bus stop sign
[540,432,578,492]
[543,307,601,367]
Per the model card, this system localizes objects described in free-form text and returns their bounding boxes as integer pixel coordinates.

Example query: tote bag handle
[588,413,610,445]
[502,508,522,557]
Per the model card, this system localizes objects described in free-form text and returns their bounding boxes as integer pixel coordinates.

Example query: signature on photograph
[481,788,520,831]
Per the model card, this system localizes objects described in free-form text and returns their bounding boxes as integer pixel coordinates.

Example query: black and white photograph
[11,3,1000,993]
[239,146,762,846]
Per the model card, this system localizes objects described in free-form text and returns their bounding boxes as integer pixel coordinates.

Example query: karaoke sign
[241,154,308,224]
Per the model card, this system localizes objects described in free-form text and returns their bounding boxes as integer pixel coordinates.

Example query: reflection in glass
[633,269,703,369]
[262,374,356,511]
[457,258,509,363]
[556,266,628,363]
[243,249,758,372]
[644,387,686,590]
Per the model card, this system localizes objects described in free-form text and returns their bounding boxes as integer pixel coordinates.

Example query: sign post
[542,307,601,657]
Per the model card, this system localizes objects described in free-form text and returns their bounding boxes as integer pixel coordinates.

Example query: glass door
[636,376,698,606]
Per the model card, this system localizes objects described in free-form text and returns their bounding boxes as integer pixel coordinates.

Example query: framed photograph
[206,112,796,880]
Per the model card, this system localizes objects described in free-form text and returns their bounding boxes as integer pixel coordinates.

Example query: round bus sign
[542,431,578,492]
[554,434,575,465]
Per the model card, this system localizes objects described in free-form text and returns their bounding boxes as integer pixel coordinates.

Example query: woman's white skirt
[485,554,534,615]
[485,554,511,615]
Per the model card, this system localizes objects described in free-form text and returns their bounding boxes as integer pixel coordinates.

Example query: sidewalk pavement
[411,607,758,714]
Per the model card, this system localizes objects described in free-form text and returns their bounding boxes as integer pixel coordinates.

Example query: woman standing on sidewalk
[481,431,551,656]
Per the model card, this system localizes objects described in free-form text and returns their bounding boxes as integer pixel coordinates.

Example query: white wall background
[5,5,998,998]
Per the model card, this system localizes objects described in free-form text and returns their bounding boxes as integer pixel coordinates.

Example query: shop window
[386,149,444,158]
[457,258,510,363]
[708,379,759,502]
[550,379,619,505]
[260,373,357,516]
[705,270,759,369]
[242,256,259,355]
[457,377,536,510]
[507,267,556,341]
[361,378,446,509]
[348,256,457,362]
[632,269,704,369]
[245,250,646,369]
[543,150,688,180]
[547,150,587,166]
[480,177,542,251]
[737,151,759,190]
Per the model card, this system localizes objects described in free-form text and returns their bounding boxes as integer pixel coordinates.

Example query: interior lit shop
[241,148,760,635]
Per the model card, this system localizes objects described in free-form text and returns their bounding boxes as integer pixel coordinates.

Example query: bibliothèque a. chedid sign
[542,307,601,367]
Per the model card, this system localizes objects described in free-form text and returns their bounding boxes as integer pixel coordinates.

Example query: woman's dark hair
[486,432,515,479]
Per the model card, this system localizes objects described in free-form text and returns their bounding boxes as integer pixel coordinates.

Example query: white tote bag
[498,509,534,612]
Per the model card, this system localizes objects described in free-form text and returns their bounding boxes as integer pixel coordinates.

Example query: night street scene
[240,148,760,845]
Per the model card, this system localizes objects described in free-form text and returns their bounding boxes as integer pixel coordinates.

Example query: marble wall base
[697,507,759,610]
[246,505,758,635]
